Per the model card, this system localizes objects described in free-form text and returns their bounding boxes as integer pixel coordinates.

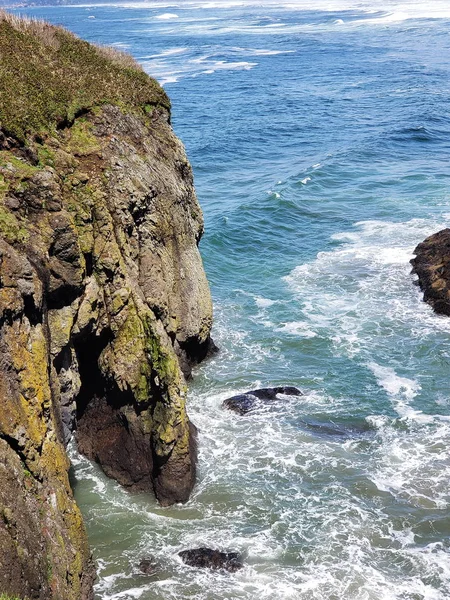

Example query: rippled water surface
[14,1,450,598]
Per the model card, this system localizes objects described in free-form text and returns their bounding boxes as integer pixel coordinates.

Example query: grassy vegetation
[0,594,25,600]
[0,206,28,244]
[0,10,170,142]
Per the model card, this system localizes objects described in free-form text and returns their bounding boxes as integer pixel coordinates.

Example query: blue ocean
[11,1,450,598]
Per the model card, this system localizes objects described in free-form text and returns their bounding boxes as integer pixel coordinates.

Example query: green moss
[0,16,170,143]
[66,119,101,156]
[0,151,42,202]
[0,175,8,200]
[46,555,53,583]
[63,179,96,255]
[0,152,39,179]
[136,361,152,403]
[144,317,179,385]
[0,206,28,244]
[36,146,55,167]
[0,594,26,600]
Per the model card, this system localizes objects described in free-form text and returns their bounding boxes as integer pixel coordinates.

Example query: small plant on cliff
[0,594,26,600]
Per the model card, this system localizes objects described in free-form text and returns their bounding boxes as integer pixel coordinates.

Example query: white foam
[230,46,295,56]
[154,12,179,19]
[255,296,277,308]
[368,415,450,509]
[276,321,317,338]
[142,52,257,85]
[159,75,180,84]
[110,41,130,49]
[368,362,420,402]
[72,0,450,22]
[202,60,256,71]
[285,217,450,358]
[142,47,188,59]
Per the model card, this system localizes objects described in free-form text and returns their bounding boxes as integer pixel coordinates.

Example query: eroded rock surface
[411,228,450,315]
[223,386,303,415]
[0,12,212,600]
[0,239,95,598]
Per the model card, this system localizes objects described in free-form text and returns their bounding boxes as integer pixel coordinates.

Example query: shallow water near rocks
[15,1,450,598]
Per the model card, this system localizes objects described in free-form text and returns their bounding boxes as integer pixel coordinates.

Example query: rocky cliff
[0,12,212,599]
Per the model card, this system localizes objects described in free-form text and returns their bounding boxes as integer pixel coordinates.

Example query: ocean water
[11,1,450,598]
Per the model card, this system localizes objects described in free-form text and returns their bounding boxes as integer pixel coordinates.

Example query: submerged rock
[223,386,303,415]
[300,417,373,440]
[411,228,450,315]
[179,548,243,572]
[138,557,159,575]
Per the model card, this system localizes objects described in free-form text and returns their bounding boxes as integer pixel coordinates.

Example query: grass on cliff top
[0,10,170,142]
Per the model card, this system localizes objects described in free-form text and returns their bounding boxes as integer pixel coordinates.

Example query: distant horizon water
[12,1,450,598]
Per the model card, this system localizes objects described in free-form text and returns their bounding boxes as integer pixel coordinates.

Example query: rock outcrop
[223,386,303,415]
[411,229,450,315]
[179,548,243,572]
[0,12,212,599]
[138,557,160,575]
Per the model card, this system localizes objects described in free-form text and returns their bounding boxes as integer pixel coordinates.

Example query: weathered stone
[179,548,243,572]
[0,100,212,510]
[77,398,153,490]
[411,228,450,315]
[0,12,213,599]
[223,386,303,415]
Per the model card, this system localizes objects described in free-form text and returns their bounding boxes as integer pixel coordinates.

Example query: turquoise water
[13,1,450,598]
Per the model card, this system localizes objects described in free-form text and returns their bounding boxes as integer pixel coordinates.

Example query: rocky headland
[0,12,212,599]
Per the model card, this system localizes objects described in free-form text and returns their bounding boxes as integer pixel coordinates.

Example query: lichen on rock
[0,11,213,599]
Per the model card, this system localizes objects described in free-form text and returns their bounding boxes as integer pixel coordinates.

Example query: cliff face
[0,13,212,599]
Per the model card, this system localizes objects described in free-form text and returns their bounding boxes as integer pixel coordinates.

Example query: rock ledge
[411,228,450,315]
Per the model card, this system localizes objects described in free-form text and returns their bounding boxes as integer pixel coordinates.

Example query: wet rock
[179,548,243,572]
[138,557,159,575]
[411,228,450,315]
[300,417,373,440]
[223,386,303,415]
[76,398,154,490]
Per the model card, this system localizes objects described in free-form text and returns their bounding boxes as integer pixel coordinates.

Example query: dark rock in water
[411,228,450,315]
[179,548,243,572]
[223,386,303,415]
[138,557,159,575]
[300,417,373,440]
